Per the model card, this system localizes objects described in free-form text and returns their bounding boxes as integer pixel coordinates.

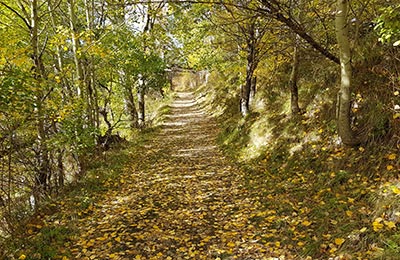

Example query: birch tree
[335,0,359,146]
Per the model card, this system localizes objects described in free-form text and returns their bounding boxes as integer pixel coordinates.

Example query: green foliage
[1,0,399,259]
[0,68,35,117]
[26,226,72,260]
[374,5,400,46]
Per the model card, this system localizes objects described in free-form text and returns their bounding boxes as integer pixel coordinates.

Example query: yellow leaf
[346,210,353,217]
[115,236,121,242]
[275,241,281,247]
[55,76,61,83]
[387,165,394,171]
[388,154,397,160]
[373,219,384,231]
[297,241,305,246]
[392,186,400,195]
[323,234,332,240]
[227,241,235,247]
[334,238,345,246]
[18,255,26,260]
[135,255,142,259]
[329,246,338,253]
[302,220,312,227]
[97,236,107,241]
[360,227,367,233]
[384,221,396,229]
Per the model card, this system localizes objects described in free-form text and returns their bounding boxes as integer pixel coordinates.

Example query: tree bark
[335,0,359,146]
[250,76,256,102]
[241,62,255,117]
[240,26,258,117]
[30,0,50,202]
[84,0,100,129]
[137,84,145,128]
[68,0,84,95]
[125,86,139,129]
[47,0,72,98]
[289,35,301,115]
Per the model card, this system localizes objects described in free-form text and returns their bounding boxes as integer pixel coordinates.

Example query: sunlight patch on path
[66,91,281,259]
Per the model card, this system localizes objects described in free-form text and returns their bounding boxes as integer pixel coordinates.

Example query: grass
[1,92,173,260]
[6,142,136,259]
[198,70,400,259]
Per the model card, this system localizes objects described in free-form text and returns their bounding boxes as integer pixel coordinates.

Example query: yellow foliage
[345,210,353,217]
[384,221,396,229]
[334,238,345,246]
[392,186,400,195]
[373,218,384,231]
[227,241,236,247]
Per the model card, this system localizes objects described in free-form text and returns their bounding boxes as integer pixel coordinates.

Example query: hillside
[0,1,399,259]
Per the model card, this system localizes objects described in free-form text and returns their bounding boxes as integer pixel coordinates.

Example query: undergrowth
[2,133,152,259]
[1,94,172,260]
[198,69,400,259]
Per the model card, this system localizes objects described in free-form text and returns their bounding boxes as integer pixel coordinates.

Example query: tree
[288,0,303,115]
[374,4,400,46]
[335,0,359,146]
[258,0,339,64]
[207,2,274,116]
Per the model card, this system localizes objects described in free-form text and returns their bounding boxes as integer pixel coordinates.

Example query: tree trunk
[68,0,81,87]
[30,0,50,203]
[241,69,252,117]
[138,85,145,128]
[84,0,100,129]
[241,44,257,117]
[289,35,301,115]
[125,86,139,129]
[47,0,72,98]
[250,76,256,102]
[335,0,359,146]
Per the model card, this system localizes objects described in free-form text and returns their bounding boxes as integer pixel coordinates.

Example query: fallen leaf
[334,238,345,246]
[384,221,396,229]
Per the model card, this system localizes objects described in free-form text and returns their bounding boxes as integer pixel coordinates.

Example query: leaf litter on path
[61,92,292,259]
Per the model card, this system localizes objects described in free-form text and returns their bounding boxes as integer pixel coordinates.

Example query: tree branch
[0,1,31,29]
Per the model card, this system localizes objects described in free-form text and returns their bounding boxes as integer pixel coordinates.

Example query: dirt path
[67,92,276,259]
